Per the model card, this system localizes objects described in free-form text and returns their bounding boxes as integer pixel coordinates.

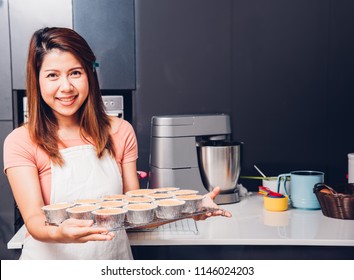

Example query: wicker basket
[313,183,354,220]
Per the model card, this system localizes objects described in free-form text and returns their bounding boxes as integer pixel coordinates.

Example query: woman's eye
[46,73,58,79]
[70,70,82,77]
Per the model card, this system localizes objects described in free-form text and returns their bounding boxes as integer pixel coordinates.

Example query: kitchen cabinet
[8,0,73,90]
[73,0,136,90]
[0,0,12,120]
[0,121,18,260]
[0,0,17,259]
[8,0,135,90]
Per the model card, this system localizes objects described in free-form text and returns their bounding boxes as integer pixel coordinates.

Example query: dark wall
[134,0,354,191]
[327,1,354,186]
[231,0,329,188]
[134,0,233,187]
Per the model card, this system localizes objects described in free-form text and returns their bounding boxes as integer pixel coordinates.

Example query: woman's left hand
[193,186,232,221]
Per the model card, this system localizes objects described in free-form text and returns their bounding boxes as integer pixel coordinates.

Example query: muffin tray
[108,206,220,231]
[44,206,224,230]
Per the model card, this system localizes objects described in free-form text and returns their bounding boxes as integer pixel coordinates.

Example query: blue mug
[277,171,324,209]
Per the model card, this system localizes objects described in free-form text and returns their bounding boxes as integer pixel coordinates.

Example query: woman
[4,27,139,259]
[3,27,230,260]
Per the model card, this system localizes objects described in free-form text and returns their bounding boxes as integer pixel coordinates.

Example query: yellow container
[264,195,288,212]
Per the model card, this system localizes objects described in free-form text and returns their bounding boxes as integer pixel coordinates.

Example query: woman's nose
[60,77,73,92]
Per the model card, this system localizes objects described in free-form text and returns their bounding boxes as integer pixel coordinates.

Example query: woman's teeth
[57,96,76,102]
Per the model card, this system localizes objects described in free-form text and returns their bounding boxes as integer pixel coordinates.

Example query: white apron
[20,145,133,260]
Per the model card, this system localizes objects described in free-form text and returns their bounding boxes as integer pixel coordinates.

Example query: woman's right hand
[52,218,115,243]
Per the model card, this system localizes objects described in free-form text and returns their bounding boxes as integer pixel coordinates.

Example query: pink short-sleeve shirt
[3,118,138,205]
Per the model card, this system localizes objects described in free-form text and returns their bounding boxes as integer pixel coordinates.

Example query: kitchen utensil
[149,114,241,205]
[258,186,283,197]
[262,177,290,196]
[254,165,267,178]
[278,171,324,209]
[197,140,242,204]
[264,195,288,212]
[240,175,275,180]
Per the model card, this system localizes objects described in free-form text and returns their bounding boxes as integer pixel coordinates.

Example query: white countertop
[8,193,354,249]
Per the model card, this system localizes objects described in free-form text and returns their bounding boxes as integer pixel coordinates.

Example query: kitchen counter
[8,193,354,251]
[128,193,354,247]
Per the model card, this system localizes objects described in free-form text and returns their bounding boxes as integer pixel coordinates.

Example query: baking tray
[128,218,200,235]
[45,206,222,230]
[108,206,220,231]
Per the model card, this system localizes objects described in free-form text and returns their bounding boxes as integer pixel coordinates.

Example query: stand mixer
[148,114,242,204]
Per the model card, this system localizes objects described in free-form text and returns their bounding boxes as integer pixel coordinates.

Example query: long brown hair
[26,27,114,165]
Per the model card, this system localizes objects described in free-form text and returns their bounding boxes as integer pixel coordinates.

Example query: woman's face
[39,49,89,123]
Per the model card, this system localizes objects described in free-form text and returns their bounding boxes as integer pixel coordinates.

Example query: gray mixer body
[149,114,240,204]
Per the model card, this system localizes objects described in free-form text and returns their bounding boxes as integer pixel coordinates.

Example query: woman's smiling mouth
[55,95,78,106]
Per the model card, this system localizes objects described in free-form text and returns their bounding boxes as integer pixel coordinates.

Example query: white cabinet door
[0,0,13,119]
[9,0,73,90]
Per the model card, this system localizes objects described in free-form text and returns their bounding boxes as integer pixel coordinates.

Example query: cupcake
[93,208,127,229]
[66,204,100,220]
[102,194,127,201]
[124,196,155,204]
[74,198,102,205]
[42,202,72,225]
[154,187,180,193]
[176,194,204,213]
[147,193,175,200]
[155,199,185,219]
[172,189,199,196]
[124,203,157,224]
[125,189,156,197]
[97,200,128,208]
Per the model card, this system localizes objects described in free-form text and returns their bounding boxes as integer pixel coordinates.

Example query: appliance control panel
[22,95,125,121]
[102,95,124,118]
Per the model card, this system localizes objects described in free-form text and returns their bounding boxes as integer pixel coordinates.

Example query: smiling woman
[3,27,140,260]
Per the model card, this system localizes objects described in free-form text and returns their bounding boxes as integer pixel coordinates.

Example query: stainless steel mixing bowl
[197,141,241,194]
